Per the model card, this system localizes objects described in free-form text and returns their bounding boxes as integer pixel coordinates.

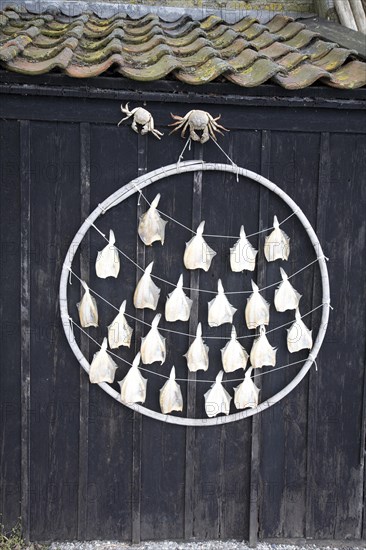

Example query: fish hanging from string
[184,322,209,372]
[119,352,147,405]
[234,367,260,410]
[230,225,258,272]
[165,274,193,322]
[245,280,270,330]
[264,215,290,262]
[208,279,237,327]
[95,229,120,279]
[159,366,183,414]
[183,221,216,271]
[250,325,277,369]
[204,370,232,418]
[138,193,167,246]
[89,337,117,384]
[107,300,133,349]
[140,313,166,365]
[274,267,301,312]
[133,261,161,310]
[221,325,249,372]
[287,308,313,353]
[77,280,98,328]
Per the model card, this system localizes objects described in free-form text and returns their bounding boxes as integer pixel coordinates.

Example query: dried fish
[234,367,260,410]
[250,325,277,369]
[107,300,133,349]
[204,371,232,418]
[184,322,209,372]
[208,279,237,327]
[140,313,166,365]
[89,337,117,384]
[287,308,313,353]
[133,261,161,310]
[159,366,183,414]
[138,193,167,246]
[264,215,290,262]
[95,229,120,279]
[245,280,270,330]
[165,274,193,322]
[183,221,216,272]
[77,280,98,328]
[274,267,301,312]
[230,225,258,272]
[119,352,147,405]
[221,326,248,372]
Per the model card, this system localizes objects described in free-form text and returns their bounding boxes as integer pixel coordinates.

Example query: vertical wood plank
[249,130,271,546]
[184,143,203,540]
[305,132,330,539]
[77,122,90,540]
[20,120,31,544]
[132,132,147,544]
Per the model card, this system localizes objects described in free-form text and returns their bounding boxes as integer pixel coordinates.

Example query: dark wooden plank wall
[0,91,365,544]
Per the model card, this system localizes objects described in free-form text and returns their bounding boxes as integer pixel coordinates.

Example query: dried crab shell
[159,366,183,414]
[245,280,270,330]
[138,193,167,246]
[208,279,237,327]
[89,337,117,384]
[184,322,209,372]
[140,313,166,365]
[234,367,260,410]
[119,352,147,405]
[264,215,290,262]
[77,280,98,328]
[133,261,161,310]
[221,325,249,373]
[95,229,120,279]
[183,221,216,272]
[287,308,313,353]
[250,325,277,369]
[274,267,301,312]
[107,300,133,349]
[165,274,193,322]
[204,370,232,418]
[230,225,258,272]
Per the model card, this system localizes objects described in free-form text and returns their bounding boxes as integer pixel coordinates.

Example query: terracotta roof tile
[0,5,365,89]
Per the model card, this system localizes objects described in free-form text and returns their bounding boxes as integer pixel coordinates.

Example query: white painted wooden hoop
[59,160,330,427]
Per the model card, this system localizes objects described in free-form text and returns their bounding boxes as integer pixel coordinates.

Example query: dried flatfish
[107,300,133,349]
[245,280,270,330]
[183,221,216,272]
[184,322,209,372]
[234,367,260,410]
[140,313,166,365]
[230,225,258,272]
[250,325,277,369]
[165,274,193,322]
[264,215,290,262]
[89,337,117,384]
[204,371,232,418]
[208,279,237,327]
[159,366,183,414]
[119,352,147,405]
[221,326,248,373]
[138,193,167,246]
[95,229,120,279]
[77,281,98,328]
[274,267,301,312]
[133,261,161,310]
[287,308,313,353]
